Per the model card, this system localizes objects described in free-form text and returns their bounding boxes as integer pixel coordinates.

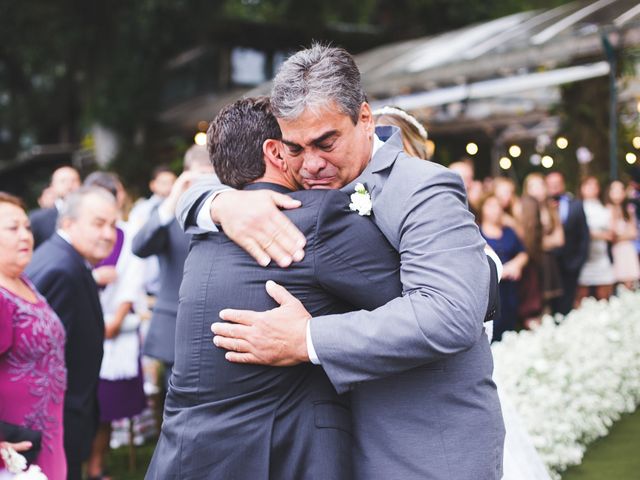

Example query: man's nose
[302,153,327,175]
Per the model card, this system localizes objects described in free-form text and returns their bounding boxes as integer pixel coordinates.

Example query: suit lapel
[50,234,104,327]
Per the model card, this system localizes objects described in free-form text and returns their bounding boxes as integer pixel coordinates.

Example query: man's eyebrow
[282,139,302,149]
[311,130,338,145]
[282,130,339,149]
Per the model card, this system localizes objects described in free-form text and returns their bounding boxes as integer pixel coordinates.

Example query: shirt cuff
[485,245,503,282]
[195,190,232,232]
[306,319,320,365]
[157,202,175,226]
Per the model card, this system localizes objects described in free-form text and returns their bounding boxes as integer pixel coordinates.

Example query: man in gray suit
[132,146,214,377]
[179,45,505,479]
[146,97,401,479]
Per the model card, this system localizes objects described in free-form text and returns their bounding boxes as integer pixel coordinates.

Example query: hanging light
[541,155,554,169]
[508,145,521,158]
[632,136,640,149]
[499,157,512,170]
[556,137,569,149]
[626,152,637,164]
[466,142,479,155]
[194,132,207,146]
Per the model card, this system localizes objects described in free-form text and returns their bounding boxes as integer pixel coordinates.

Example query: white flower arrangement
[0,446,47,479]
[492,290,640,479]
[349,183,372,216]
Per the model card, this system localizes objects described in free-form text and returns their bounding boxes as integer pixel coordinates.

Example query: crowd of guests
[1,102,639,479]
[465,167,640,340]
[0,146,213,480]
[371,107,640,340]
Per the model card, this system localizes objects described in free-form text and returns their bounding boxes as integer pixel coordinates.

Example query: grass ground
[106,408,640,480]
[106,441,155,480]
[561,408,640,480]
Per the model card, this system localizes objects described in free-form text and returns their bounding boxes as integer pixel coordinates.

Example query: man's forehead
[278,111,351,145]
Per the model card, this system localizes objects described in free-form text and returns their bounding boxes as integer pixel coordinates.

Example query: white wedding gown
[483,322,551,480]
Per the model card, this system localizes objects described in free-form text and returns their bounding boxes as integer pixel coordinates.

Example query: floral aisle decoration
[492,290,640,479]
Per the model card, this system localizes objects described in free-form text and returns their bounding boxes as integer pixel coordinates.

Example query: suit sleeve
[313,190,402,310]
[131,208,171,258]
[310,169,490,394]
[175,177,231,234]
[570,202,591,273]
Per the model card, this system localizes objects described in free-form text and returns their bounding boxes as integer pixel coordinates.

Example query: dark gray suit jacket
[26,234,104,465]
[145,183,401,480]
[29,207,58,249]
[132,208,190,364]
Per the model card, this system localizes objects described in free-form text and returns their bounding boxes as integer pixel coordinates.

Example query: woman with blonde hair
[373,106,431,160]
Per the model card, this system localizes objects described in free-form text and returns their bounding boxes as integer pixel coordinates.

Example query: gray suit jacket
[147,183,401,480]
[176,127,505,479]
[132,207,190,364]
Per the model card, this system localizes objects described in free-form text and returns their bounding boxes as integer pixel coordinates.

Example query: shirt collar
[371,133,384,158]
[56,229,93,269]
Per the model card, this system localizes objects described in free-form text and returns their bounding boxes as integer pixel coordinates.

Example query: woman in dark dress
[479,194,529,341]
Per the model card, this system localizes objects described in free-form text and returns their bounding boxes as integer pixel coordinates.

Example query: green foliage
[0,0,575,191]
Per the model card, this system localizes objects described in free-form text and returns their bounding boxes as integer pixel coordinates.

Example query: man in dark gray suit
[180,45,505,479]
[27,187,117,480]
[146,97,401,479]
[132,146,213,377]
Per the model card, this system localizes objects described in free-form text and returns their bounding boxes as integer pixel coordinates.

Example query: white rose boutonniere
[349,183,372,216]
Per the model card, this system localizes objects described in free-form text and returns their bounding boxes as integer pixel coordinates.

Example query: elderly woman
[0,192,67,479]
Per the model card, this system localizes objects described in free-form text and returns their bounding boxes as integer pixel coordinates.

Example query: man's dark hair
[207,96,282,188]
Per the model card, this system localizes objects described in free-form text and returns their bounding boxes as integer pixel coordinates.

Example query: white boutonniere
[349,183,372,216]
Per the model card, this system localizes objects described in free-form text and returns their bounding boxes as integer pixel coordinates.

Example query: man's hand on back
[210,190,307,268]
[211,280,311,366]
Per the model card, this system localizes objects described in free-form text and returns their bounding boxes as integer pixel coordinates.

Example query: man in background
[546,171,590,315]
[30,165,81,248]
[26,186,118,480]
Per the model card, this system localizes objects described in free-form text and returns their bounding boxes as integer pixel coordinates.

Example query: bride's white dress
[483,322,550,480]
[499,386,552,480]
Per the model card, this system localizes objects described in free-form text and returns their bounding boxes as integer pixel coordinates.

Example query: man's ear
[263,139,287,172]
[360,102,374,137]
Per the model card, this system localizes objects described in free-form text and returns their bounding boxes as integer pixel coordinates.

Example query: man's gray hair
[184,144,210,170]
[57,186,116,227]
[270,43,365,124]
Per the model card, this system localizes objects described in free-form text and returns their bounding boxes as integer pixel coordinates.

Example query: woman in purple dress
[0,192,67,479]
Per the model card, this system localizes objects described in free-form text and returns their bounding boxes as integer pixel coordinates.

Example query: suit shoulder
[29,207,56,221]
[393,154,462,187]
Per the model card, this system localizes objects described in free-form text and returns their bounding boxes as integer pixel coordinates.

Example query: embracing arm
[176,176,307,267]
[310,170,490,393]
[175,177,228,234]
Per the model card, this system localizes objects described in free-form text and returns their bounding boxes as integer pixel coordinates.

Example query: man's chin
[308,185,333,190]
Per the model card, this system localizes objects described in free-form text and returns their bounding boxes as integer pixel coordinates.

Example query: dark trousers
[67,461,82,480]
[552,269,579,315]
